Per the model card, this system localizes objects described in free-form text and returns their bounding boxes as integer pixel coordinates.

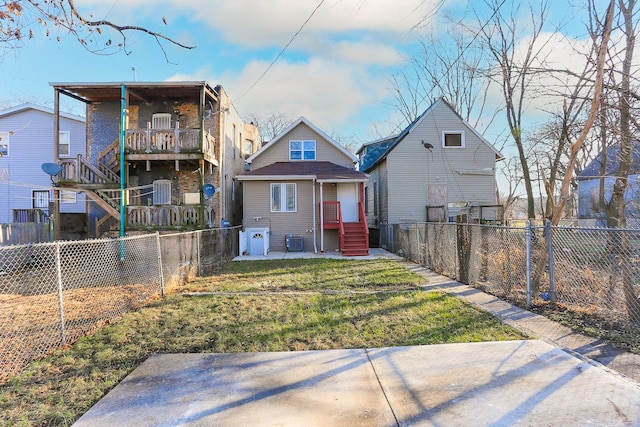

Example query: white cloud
[170,57,388,131]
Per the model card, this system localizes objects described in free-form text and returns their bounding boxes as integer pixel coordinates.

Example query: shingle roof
[241,161,368,181]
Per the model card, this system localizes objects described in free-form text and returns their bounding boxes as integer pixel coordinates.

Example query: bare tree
[0,1,194,60]
[245,113,293,144]
[388,27,500,134]
[473,0,553,219]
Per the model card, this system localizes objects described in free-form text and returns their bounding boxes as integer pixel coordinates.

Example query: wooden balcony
[126,205,216,230]
[124,128,218,165]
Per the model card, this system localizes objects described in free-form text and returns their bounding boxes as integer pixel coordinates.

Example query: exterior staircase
[341,222,369,256]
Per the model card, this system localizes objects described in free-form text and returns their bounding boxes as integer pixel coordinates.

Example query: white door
[337,183,358,222]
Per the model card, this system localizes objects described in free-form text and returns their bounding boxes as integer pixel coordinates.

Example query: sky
[0,0,610,190]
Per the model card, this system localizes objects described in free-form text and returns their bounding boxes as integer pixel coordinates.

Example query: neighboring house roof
[357,135,396,172]
[238,161,368,182]
[359,98,503,173]
[0,103,85,123]
[578,141,640,179]
[246,116,358,163]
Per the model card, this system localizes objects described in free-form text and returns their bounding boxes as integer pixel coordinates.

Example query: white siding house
[0,103,86,223]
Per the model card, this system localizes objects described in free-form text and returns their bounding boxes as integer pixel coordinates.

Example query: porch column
[312,178,317,253]
[319,182,324,252]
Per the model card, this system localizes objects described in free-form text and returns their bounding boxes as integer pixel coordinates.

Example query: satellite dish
[203,183,216,198]
[41,163,64,176]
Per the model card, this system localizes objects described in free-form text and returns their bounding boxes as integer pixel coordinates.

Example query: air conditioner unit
[182,192,200,204]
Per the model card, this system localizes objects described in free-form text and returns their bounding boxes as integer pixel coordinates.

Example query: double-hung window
[271,183,296,212]
[289,140,316,160]
[58,131,71,157]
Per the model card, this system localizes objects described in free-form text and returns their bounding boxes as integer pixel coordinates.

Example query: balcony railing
[127,205,216,229]
[125,128,213,155]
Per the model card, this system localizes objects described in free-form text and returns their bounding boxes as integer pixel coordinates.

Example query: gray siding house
[0,104,86,229]
[358,98,503,246]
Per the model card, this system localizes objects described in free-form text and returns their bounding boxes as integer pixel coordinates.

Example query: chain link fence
[383,222,640,330]
[0,227,239,383]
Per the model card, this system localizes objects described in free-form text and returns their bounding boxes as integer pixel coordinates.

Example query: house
[237,117,369,256]
[50,81,259,238]
[0,103,87,239]
[358,98,503,247]
[577,142,640,227]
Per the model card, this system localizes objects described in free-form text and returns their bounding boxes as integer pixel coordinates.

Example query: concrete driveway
[74,340,640,426]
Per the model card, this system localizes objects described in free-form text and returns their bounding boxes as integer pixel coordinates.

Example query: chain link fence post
[156,232,165,297]
[526,220,532,308]
[196,230,201,277]
[545,220,556,302]
[55,241,66,345]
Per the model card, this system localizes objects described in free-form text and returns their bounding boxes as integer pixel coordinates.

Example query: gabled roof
[238,161,368,182]
[578,141,640,179]
[246,116,357,163]
[359,98,503,173]
[0,103,85,123]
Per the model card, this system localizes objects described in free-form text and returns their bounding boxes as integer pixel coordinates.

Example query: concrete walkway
[73,250,640,426]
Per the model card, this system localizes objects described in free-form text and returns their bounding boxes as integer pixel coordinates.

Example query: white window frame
[33,190,50,209]
[0,131,9,157]
[289,140,316,160]
[270,183,297,212]
[60,190,77,204]
[58,131,71,158]
[442,131,465,148]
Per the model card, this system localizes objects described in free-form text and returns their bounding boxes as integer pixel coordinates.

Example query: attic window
[290,140,316,160]
[442,131,465,148]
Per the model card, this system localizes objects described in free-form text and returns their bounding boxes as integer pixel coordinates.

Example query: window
[58,131,71,157]
[153,180,172,205]
[0,131,9,157]
[373,183,378,216]
[33,190,50,209]
[364,186,369,215]
[271,183,296,212]
[244,140,254,159]
[152,113,172,129]
[289,140,316,160]
[442,131,465,148]
[60,191,76,204]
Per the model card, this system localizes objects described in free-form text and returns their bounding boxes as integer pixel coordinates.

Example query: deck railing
[127,205,204,229]
[125,128,211,155]
[322,201,341,228]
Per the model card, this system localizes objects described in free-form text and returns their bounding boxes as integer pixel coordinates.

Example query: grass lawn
[0,258,525,426]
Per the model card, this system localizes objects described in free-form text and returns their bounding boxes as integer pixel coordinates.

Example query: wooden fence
[0,223,52,246]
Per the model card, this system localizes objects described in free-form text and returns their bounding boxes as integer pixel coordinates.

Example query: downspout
[319,182,324,252]
[312,178,317,253]
[119,84,126,239]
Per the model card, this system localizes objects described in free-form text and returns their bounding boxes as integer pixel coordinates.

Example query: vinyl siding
[251,122,354,169]
[0,108,86,223]
[385,101,497,224]
[243,179,317,252]
[242,179,342,252]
